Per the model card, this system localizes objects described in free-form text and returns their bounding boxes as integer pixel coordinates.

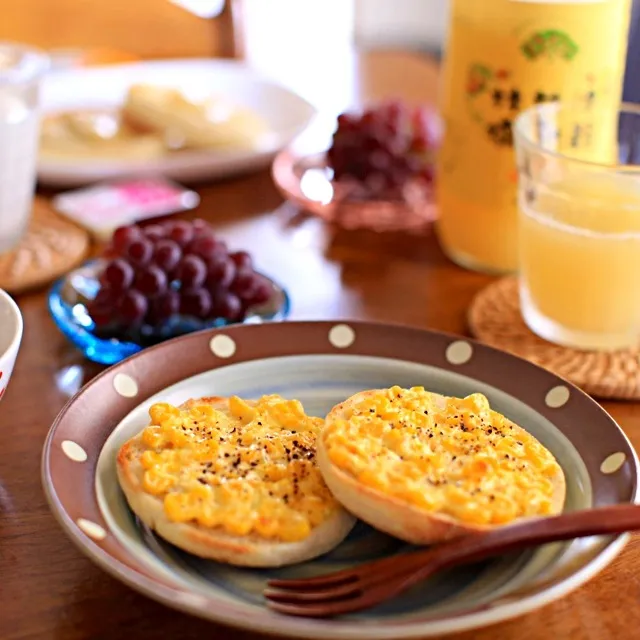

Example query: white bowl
[0,289,23,402]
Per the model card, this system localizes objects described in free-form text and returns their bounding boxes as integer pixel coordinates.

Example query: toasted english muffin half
[121,84,269,151]
[317,387,566,545]
[116,394,355,567]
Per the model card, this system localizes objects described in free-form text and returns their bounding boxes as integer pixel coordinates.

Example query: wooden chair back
[0,0,242,59]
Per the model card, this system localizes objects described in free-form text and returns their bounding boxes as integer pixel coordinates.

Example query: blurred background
[3,0,637,97]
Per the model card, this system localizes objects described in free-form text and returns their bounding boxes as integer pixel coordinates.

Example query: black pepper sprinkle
[197,478,207,485]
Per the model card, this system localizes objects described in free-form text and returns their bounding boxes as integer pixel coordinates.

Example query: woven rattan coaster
[468,276,640,400]
[0,198,90,294]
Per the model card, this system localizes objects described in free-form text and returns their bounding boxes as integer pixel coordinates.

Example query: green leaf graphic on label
[466,64,492,96]
[521,30,579,61]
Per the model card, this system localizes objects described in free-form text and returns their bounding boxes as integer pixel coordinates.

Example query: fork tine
[266,601,340,618]
[266,549,428,590]
[266,582,396,618]
[266,557,417,601]
[264,582,360,604]
[267,574,423,618]
[266,570,358,590]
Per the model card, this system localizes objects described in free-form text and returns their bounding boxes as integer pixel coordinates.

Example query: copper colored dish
[272,149,437,233]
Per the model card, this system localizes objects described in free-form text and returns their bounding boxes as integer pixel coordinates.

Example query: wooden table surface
[2,50,639,640]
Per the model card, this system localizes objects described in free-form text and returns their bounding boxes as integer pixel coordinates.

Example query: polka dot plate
[42,321,639,639]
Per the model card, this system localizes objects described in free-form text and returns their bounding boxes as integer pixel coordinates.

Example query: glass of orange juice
[513,101,640,351]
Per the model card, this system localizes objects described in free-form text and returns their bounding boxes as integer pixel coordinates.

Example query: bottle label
[439,0,630,201]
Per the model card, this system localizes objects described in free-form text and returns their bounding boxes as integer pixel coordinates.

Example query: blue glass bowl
[48,261,291,365]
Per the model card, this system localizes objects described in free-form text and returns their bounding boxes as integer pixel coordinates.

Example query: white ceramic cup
[0,289,23,401]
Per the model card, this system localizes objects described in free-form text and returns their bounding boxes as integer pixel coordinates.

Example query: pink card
[52,178,200,240]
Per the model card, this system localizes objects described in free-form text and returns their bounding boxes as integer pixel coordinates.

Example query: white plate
[37,59,317,187]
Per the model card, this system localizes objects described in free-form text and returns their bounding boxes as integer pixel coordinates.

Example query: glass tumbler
[0,42,49,253]
[514,101,640,351]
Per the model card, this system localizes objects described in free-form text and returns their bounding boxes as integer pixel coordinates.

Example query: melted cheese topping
[138,395,339,542]
[323,386,562,525]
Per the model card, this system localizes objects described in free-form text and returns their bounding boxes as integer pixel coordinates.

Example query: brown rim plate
[42,321,639,639]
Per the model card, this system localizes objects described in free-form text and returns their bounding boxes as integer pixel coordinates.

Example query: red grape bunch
[87,219,274,336]
[327,100,440,196]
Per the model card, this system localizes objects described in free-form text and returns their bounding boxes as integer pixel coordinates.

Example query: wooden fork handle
[404,503,640,585]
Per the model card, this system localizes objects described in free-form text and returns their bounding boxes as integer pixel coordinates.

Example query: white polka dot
[210,334,236,358]
[545,385,570,408]
[600,452,627,474]
[113,373,138,398]
[61,440,87,463]
[446,341,473,365]
[329,324,355,349]
[77,518,107,541]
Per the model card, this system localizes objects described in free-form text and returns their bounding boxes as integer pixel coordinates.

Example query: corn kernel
[142,426,165,449]
[143,469,175,495]
[149,403,180,425]
[229,396,256,423]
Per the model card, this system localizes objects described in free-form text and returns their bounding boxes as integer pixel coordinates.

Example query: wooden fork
[264,503,640,618]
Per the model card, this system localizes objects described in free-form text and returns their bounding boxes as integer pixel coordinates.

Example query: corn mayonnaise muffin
[317,386,565,544]
[117,394,355,566]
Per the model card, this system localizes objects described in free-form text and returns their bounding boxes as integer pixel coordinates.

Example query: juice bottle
[436,0,632,274]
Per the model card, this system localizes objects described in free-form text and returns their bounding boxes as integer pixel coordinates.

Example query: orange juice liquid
[519,174,640,350]
[437,0,632,274]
